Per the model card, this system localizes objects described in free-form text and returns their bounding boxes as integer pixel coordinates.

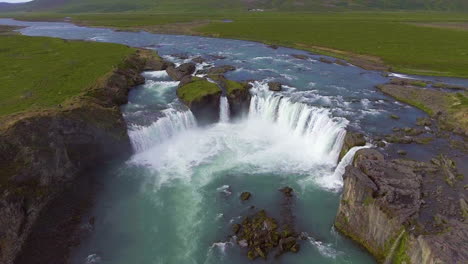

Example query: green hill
[2,0,468,13]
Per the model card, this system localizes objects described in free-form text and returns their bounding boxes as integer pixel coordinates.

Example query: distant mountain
[1,0,467,13]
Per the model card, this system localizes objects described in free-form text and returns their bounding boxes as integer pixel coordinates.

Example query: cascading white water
[219,96,230,123]
[129,108,197,153]
[248,81,348,165]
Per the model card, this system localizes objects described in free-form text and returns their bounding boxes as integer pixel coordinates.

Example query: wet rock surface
[166,62,196,81]
[339,132,366,160]
[268,82,282,92]
[240,192,251,201]
[197,65,236,75]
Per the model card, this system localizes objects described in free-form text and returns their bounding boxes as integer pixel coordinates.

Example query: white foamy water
[129,108,197,153]
[308,237,343,259]
[248,81,348,165]
[128,81,349,189]
[315,145,370,191]
[142,70,169,79]
[219,97,230,123]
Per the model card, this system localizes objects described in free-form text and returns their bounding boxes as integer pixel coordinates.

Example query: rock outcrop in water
[268,82,282,92]
[176,77,222,124]
[232,188,302,260]
[208,74,252,118]
[335,148,468,264]
[0,49,163,264]
[339,131,366,160]
[176,72,251,123]
[166,62,196,81]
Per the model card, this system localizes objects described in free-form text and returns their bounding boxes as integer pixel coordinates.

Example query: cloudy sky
[0,0,32,3]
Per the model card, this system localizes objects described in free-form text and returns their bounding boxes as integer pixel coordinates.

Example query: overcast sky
[0,0,32,3]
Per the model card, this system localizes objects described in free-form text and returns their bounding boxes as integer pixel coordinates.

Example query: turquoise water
[2,18,467,264]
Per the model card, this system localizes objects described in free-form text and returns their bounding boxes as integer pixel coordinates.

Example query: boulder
[334,59,348,66]
[319,57,333,64]
[268,82,282,92]
[233,209,301,260]
[416,117,432,126]
[339,132,366,160]
[166,62,196,81]
[279,187,293,197]
[197,65,236,75]
[268,44,279,49]
[240,192,251,201]
[290,54,309,60]
[191,56,205,64]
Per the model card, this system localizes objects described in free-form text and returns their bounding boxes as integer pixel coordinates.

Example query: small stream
[1,18,467,264]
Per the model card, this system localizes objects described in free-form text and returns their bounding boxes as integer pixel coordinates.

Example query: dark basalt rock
[397,149,407,156]
[166,62,196,81]
[319,57,333,64]
[207,74,252,119]
[191,56,205,64]
[339,132,366,160]
[208,54,226,60]
[290,54,309,60]
[197,65,236,75]
[334,59,348,66]
[335,148,468,263]
[233,210,300,260]
[268,82,282,92]
[416,117,432,126]
[240,192,251,201]
[268,45,279,49]
[279,187,293,197]
[170,53,189,60]
[384,134,413,144]
[176,77,222,124]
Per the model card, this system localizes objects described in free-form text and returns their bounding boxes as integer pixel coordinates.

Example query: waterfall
[219,96,230,123]
[316,145,370,191]
[129,109,197,153]
[248,81,348,164]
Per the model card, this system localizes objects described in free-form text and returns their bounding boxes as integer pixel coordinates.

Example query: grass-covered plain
[0,30,135,116]
[5,11,468,78]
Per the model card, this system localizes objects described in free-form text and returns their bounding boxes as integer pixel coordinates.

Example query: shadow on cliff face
[13,162,120,264]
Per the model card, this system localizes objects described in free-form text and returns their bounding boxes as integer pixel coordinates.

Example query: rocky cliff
[0,49,163,264]
[335,149,468,264]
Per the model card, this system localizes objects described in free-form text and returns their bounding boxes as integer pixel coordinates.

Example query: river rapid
[2,18,468,264]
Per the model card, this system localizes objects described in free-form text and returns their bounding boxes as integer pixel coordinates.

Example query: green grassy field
[8,11,467,78]
[198,12,468,78]
[2,10,468,79]
[0,27,135,116]
[2,0,468,13]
